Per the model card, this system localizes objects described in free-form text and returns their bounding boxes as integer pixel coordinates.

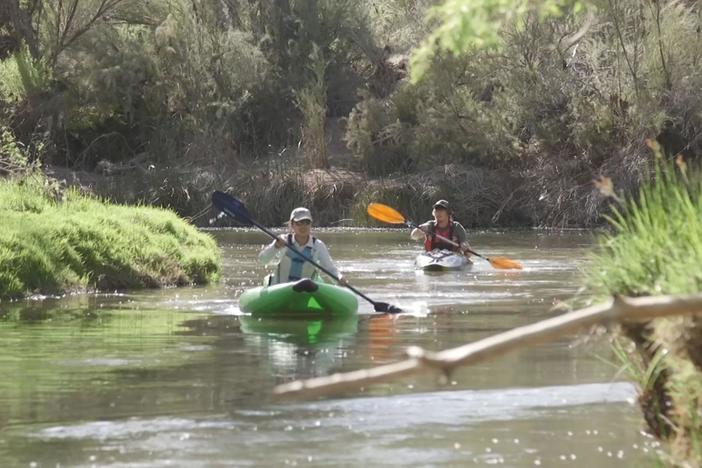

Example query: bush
[345,92,414,177]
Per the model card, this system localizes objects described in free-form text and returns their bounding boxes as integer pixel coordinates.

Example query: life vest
[280,233,318,281]
[424,221,458,252]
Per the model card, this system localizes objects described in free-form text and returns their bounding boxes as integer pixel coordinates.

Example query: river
[0,229,660,466]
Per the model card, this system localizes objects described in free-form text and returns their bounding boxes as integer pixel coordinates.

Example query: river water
[0,229,660,466]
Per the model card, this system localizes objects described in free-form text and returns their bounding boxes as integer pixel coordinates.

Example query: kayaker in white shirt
[259,207,348,286]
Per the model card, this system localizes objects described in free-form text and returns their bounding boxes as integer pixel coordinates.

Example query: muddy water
[0,229,660,466]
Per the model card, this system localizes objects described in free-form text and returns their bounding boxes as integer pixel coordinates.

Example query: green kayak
[239,278,359,318]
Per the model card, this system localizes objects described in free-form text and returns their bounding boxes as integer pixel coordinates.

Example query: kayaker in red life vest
[410,199,472,257]
[259,207,348,286]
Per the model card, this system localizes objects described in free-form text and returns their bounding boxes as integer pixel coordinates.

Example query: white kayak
[415,249,471,271]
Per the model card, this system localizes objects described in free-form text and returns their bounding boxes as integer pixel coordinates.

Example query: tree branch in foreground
[274,294,702,399]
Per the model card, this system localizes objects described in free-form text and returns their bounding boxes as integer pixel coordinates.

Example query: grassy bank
[0,174,220,300]
[587,153,702,465]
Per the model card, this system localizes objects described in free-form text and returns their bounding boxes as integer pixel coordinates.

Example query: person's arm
[454,223,472,256]
[410,222,430,241]
[259,235,287,265]
[313,240,345,283]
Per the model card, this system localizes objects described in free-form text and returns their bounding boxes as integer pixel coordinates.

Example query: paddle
[367,203,523,270]
[212,191,403,313]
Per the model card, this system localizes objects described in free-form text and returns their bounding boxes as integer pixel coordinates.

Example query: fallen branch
[274,293,702,399]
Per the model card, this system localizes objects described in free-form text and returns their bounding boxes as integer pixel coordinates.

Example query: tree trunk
[0,0,40,58]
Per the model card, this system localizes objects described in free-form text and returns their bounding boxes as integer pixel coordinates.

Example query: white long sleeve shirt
[259,234,340,285]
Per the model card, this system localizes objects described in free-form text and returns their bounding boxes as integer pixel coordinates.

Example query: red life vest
[423,221,457,251]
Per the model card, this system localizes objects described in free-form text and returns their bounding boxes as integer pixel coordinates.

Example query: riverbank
[0,174,220,300]
[46,152,603,229]
[587,156,702,466]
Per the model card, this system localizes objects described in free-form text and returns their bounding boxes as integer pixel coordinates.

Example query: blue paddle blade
[211,191,253,226]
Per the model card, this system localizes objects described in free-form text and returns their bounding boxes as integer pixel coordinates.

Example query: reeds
[589,151,702,465]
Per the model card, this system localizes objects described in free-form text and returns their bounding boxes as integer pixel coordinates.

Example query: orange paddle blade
[487,256,523,270]
[367,203,407,224]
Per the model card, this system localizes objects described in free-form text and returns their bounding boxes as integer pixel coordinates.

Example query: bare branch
[556,11,595,53]
[607,0,639,98]
[57,0,80,57]
[274,293,702,399]
[50,0,127,64]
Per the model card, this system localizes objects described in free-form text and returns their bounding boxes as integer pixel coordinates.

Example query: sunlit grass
[0,174,220,300]
[0,46,50,102]
[587,154,702,465]
[588,157,702,297]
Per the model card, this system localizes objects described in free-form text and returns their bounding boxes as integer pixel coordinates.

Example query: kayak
[239,278,359,318]
[415,249,471,271]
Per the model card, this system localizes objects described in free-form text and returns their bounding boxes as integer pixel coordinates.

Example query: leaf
[593,175,615,198]
[593,175,623,203]
[675,154,687,177]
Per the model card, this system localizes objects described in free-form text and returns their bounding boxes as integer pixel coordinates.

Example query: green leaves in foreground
[588,156,702,298]
[410,0,588,82]
[590,151,702,467]
[0,175,220,299]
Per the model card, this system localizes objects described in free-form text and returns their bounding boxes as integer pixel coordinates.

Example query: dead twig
[274,293,702,399]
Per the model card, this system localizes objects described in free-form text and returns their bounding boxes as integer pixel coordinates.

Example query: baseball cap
[433,199,450,210]
[290,207,313,222]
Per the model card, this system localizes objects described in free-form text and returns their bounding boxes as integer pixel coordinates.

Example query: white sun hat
[290,207,312,222]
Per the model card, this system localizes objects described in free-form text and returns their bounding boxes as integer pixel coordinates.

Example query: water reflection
[239,316,357,346]
[239,316,358,378]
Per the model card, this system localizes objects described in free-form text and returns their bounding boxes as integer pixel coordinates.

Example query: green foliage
[345,91,414,177]
[587,153,702,297]
[296,45,329,169]
[38,0,127,63]
[411,0,587,81]
[7,0,702,231]
[56,0,275,166]
[365,0,433,51]
[343,0,702,226]
[3,0,385,169]
[0,126,44,174]
[1,127,29,168]
[243,0,375,111]
[0,45,51,101]
[611,338,668,397]
[28,0,386,166]
[589,152,702,465]
[0,174,220,300]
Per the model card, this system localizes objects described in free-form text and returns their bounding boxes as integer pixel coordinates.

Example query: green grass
[587,155,702,465]
[0,174,220,299]
[587,158,702,297]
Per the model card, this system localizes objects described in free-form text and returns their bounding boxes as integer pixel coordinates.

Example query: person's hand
[274,234,287,249]
[410,228,427,241]
[460,242,472,257]
[337,276,349,287]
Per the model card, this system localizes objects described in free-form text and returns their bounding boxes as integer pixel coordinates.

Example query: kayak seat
[292,278,319,293]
